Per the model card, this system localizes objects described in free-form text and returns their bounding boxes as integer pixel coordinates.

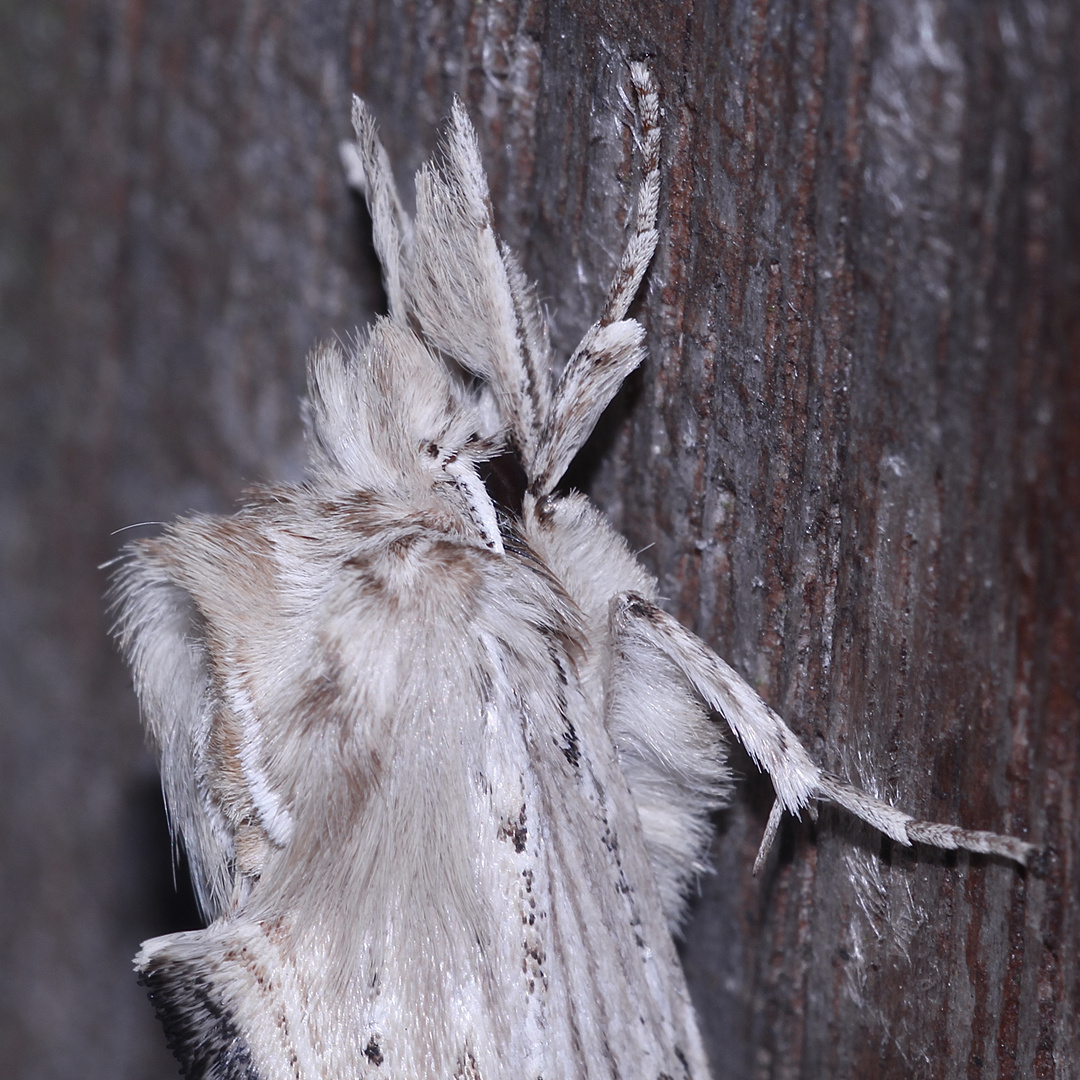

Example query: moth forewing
[114,61,1034,1080]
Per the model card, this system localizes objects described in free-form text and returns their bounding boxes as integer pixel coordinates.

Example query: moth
[113,64,1035,1080]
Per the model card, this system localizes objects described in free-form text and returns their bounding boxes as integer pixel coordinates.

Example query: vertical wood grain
[1,1,1075,1076]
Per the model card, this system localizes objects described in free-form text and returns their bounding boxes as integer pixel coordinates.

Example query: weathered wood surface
[1,1,1076,1077]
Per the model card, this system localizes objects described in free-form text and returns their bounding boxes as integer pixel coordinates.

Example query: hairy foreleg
[609,593,1037,871]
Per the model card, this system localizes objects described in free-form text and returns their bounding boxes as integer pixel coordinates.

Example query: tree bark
[1,1,1076,1077]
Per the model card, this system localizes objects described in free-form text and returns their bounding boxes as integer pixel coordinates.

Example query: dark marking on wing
[363,1039,384,1066]
[498,803,529,852]
[139,958,261,1080]
[559,720,580,768]
[521,867,539,933]
[674,1046,691,1078]
[546,646,580,768]
[498,804,529,853]
[513,803,528,852]
[454,1048,483,1080]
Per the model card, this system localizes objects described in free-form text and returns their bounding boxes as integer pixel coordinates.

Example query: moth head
[304,317,497,495]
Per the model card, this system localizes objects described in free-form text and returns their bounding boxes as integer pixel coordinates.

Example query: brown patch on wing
[205,706,261,835]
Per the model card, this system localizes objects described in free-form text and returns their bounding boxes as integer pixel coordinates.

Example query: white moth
[113,64,1035,1080]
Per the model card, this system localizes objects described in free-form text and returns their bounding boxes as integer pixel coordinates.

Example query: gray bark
[1,1,1076,1077]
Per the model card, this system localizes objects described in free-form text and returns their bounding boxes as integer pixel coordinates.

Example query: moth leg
[609,593,1037,868]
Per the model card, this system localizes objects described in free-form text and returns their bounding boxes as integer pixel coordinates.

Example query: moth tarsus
[113,62,1035,1080]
